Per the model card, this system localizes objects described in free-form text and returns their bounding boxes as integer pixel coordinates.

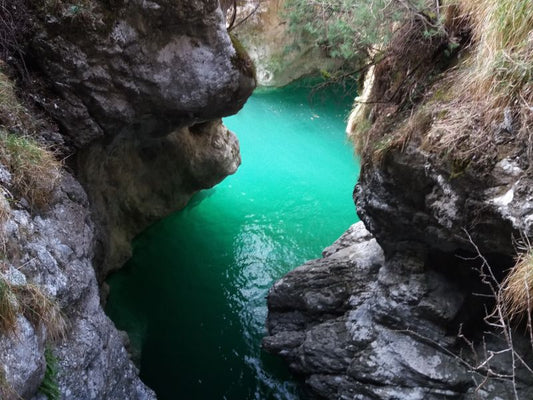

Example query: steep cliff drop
[0,0,254,398]
[264,2,533,399]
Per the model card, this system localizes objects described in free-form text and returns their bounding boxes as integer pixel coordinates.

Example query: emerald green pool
[105,80,359,399]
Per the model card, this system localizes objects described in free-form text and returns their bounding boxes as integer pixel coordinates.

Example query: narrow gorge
[0,0,532,400]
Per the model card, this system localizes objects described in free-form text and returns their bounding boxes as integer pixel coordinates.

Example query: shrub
[282,0,440,65]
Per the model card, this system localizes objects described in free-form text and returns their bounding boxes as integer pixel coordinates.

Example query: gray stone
[264,223,533,399]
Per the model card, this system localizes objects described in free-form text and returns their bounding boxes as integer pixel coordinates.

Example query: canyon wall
[0,0,254,398]
[264,5,533,399]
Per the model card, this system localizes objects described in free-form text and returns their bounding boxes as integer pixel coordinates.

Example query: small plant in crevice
[38,347,61,400]
[0,276,17,333]
[0,70,61,212]
[12,283,66,341]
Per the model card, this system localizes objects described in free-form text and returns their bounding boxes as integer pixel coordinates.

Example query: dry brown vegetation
[348,8,464,163]
[349,0,533,168]
[502,250,533,321]
[0,276,66,339]
[423,0,533,165]
[0,131,61,210]
[0,69,61,211]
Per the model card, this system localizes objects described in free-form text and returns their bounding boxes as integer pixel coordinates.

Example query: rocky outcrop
[79,118,241,277]
[26,0,255,276]
[0,169,154,399]
[264,6,533,399]
[30,0,255,150]
[0,0,255,398]
[264,222,533,399]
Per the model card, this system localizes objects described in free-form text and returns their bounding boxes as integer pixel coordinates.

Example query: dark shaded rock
[79,118,241,277]
[25,0,256,276]
[264,223,533,399]
[29,0,255,149]
[354,147,517,258]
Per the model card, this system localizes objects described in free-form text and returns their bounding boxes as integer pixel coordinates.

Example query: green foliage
[282,0,436,63]
[39,347,60,400]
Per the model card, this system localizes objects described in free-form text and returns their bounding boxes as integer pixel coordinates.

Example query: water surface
[106,80,360,399]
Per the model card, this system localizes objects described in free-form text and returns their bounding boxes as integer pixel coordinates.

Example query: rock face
[264,223,533,399]
[228,0,342,86]
[79,118,241,277]
[27,0,256,276]
[31,0,255,149]
[0,0,255,398]
[264,10,533,399]
[0,170,154,400]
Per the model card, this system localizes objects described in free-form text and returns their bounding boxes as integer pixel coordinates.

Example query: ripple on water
[105,79,360,400]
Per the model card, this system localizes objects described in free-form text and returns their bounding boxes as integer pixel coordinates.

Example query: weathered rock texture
[0,0,255,398]
[27,0,255,276]
[265,222,533,399]
[0,169,154,400]
[264,9,533,400]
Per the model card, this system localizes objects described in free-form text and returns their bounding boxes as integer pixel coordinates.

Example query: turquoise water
[105,80,360,399]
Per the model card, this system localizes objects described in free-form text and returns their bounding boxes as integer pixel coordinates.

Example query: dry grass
[0,277,17,333]
[0,276,66,340]
[12,283,66,341]
[0,69,61,211]
[501,250,533,321]
[423,0,533,164]
[0,131,61,210]
[350,0,533,169]
[0,68,35,134]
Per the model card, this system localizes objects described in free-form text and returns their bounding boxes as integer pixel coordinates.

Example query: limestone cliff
[28,0,255,276]
[0,0,254,398]
[227,0,342,86]
[264,2,533,399]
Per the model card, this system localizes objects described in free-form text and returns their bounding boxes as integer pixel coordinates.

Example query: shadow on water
[187,188,217,209]
[105,78,359,400]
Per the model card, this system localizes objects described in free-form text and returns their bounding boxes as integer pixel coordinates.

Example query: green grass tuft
[38,347,61,400]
